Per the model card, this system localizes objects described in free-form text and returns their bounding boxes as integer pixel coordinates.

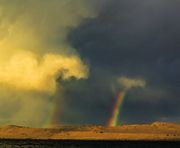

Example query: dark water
[0,139,180,148]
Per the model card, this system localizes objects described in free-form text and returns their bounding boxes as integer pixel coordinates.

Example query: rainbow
[107,90,127,127]
[42,97,61,128]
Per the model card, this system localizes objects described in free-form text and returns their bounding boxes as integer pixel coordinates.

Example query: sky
[0,0,180,127]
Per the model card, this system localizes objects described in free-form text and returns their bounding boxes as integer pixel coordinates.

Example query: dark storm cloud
[58,70,114,125]
[60,0,180,124]
[121,88,180,124]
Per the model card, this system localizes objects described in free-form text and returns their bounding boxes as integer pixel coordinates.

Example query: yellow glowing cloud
[0,1,93,92]
[0,0,97,127]
[0,51,88,93]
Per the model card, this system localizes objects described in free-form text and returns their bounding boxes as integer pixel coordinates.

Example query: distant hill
[0,122,179,140]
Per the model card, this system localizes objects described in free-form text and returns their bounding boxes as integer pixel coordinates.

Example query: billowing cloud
[0,52,88,93]
[118,77,146,90]
[0,0,100,127]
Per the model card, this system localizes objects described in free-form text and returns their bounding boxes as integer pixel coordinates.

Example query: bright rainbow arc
[107,90,127,127]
